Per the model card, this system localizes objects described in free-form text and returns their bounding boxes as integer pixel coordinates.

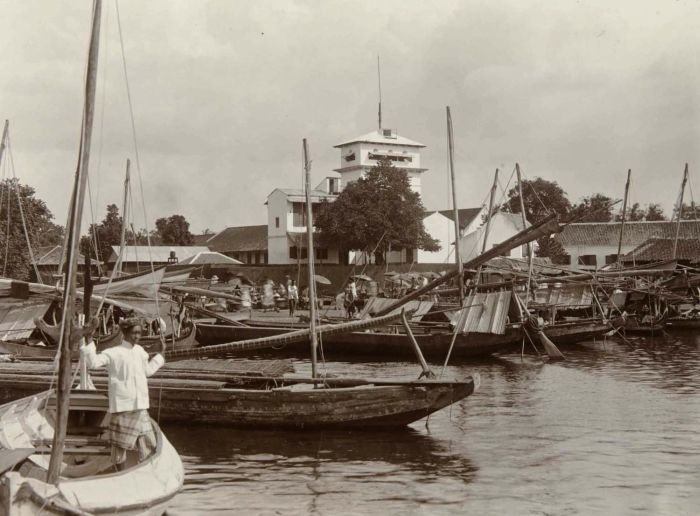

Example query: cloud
[1,0,698,234]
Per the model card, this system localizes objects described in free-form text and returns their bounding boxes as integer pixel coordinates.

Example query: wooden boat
[196,320,520,358]
[618,315,667,335]
[0,389,183,514]
[195,316,610,359]
[665,316,700,330]
[0,323,197,359]
[0,369,478,429]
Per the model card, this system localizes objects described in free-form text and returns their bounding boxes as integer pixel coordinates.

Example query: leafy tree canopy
[503,177,571,223]
[315,159,439,264]
[615,202,666,222]
[0,179,62,280]
[570,193,618,223]
[503,177,571,263]
[155,214,194,245]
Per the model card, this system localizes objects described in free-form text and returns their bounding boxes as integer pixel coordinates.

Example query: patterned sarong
[109,410,156,464]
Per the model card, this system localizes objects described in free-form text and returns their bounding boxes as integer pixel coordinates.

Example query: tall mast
[673,163,689,260]
[515,164,534,305]
[303,139,319,379]
[117,159,131,274]
[48,0,102,483]
[481,169,499,254]
[616,169,631,264]
[377,55,382,132]
[0,120,8,165]
[446,107,463,306]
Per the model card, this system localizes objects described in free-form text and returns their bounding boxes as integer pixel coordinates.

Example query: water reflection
[165,331,700,515]
[164,425,477,515]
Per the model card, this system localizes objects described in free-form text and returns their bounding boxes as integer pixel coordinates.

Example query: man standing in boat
[81,317,166,469]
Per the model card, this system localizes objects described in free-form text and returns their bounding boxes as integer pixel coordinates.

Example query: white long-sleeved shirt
[80,340,164,413]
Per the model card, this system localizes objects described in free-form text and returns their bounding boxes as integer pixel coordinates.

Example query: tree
[315,159,439,264]
[82,204,123,264]
[0,179,63,280]
[616,202,666,222]
[155,214,194,245]
[503,177,571,263]
[570,193,618,222]
[645,203,666,221]
[676,202,700,221]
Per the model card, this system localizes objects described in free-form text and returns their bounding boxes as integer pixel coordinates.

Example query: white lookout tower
[333,128,427,196]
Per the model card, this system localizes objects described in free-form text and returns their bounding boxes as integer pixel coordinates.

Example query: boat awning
[0,299,51,341]
[452,291,511,335]
[521,284,593,307]
[359,297,434,320]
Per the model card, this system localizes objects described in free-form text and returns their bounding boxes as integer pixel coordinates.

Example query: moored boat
[0,390,183,514]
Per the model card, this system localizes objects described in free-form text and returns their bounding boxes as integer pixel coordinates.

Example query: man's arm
[80,341,110,369]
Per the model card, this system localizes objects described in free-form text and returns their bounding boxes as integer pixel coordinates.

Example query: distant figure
[81,318,165,469]
[262,280,275,312]
[344,281,357,319]
[288,280,299,316]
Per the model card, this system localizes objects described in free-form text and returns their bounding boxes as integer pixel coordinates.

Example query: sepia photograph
[0,1,698,514]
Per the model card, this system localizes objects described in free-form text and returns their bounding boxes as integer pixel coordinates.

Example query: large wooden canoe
[195,318,611,359]
[0,371,479,429]
[0,389,183,514]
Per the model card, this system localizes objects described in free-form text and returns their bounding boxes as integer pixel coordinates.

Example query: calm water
[163,333,700,515]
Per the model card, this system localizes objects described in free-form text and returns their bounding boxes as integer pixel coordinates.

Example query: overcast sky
[1,0,699,234]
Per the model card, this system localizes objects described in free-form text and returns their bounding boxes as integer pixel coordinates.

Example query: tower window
[275,217,279,228]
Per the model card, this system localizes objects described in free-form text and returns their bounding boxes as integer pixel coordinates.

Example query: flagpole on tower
[377,55,382,132]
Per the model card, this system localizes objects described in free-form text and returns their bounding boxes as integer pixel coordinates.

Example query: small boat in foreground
[0,390,183,514]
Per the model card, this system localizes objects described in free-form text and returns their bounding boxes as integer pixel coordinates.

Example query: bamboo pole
[481,169,499,254]
[515,163,534,306]
[117,159,130,275]
[673,163,689,260]
[446,107,463,306]
[48,0,102,484]
[616,169,631,264]
[303,139,318,379]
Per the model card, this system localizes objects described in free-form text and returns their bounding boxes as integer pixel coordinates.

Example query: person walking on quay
[288,279,299,317]
[80,317,166,470]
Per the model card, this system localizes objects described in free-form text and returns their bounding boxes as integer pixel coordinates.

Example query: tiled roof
[179,251,243,265]
[207,225,268,253]
[35,245,92,265]
[556,220,700,247]
[192,233,214,246]
[622,238,700,263]
[436,208,483,231]
[108,246,210,264]
[334,130,425,148]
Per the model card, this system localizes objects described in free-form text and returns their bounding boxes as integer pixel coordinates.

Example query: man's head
[119,317,143,344]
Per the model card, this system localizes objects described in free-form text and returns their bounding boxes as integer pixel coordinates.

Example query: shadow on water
[164,424,479,515]
[164,424,478,484]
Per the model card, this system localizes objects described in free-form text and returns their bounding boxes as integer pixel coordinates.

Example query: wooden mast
[446,107,463,306]
[303,139,319,379]
[48,0,102,483]
[481,169,499,254]
[616,169,631,264]
[0,120,8,165]
[515,164,533,304]
[673,163,689,260]
[117,159,131,275]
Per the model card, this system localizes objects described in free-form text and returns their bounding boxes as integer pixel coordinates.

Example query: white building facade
[266,186,343,265]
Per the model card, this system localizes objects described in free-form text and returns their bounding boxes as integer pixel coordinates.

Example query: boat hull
[196,322,518,359]
[0,376,477,429]
[0,390,183,515]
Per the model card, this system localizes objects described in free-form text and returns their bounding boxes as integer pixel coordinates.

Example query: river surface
[163,333,700,515]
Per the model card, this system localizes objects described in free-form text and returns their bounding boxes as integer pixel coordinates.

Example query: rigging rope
[115,0,161,320]
[6,136,43,283]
